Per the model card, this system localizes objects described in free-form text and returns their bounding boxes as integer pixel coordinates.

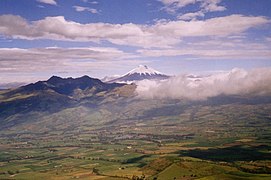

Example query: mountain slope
[0,75,130,129]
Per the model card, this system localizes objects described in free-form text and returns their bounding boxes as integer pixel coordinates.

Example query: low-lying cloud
[136,68,271,100]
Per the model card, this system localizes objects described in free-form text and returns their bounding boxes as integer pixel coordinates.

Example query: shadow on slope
[179,145,271,162]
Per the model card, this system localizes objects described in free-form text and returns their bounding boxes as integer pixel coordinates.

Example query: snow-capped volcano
[126,65,161,75]
[107,65,169,83]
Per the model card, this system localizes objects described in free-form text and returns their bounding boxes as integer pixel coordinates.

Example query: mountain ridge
[0,75,134,128]
[7,75,124,96]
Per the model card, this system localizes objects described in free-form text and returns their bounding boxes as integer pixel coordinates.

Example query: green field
[1,98,271,179]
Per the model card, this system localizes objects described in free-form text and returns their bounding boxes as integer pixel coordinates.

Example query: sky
[0,0,271,84]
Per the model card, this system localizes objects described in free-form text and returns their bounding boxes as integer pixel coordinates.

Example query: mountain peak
[48,75,63,82]
[10,75,125,97]
[138,65,148,69]
[126,65,161,76]
[107,65,169,83]
[47,75,96,86]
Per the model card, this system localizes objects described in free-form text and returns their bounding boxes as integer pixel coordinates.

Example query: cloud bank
[0,14,269,48]
[0,47,140,83]
[136,68,271,100]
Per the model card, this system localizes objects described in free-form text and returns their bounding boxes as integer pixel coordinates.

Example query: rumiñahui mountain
[18,75,124,95]
[0,75,134,128]
[107,65,170,83]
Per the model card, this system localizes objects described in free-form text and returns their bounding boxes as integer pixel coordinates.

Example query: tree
[7,170,14,175]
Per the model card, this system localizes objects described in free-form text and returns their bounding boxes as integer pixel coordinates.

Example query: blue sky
[0,0,271,83]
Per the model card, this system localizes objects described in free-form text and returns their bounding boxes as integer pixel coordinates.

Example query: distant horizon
[1,65,270,91]
[0,64,266,85]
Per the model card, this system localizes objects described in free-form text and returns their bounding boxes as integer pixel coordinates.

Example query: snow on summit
[107,65,169,83]
[126,65,162,76]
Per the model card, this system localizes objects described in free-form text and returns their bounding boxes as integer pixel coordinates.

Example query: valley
[1,83,271,179]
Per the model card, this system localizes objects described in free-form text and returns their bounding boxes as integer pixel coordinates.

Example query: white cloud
[160,0,196,13]
[0,14,269,48]
[138,39,271,59]
[37,5,45,8]
[201,0,226,12]
[160,0,196,7]
[178,11,204,20]
[160,0,226,20]
[90,1,98,4]
[136,68,271,100]
[37,0,57,5]
[152,15,269,38]
[0,47,130,63]
[73,6,99,14]
[0,47,140,83]
[81,0,98,4]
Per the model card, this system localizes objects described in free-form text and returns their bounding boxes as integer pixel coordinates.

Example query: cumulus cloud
[160,0,196,10]
[160,0,197,13]
[160,0,226,20]
[37,0,57,5]
[160,0,225,12]
[136,68,271,101]
[0,14,269,48]
[201,0,226,12]
[178,11,204,21]
[73,6,99,14]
